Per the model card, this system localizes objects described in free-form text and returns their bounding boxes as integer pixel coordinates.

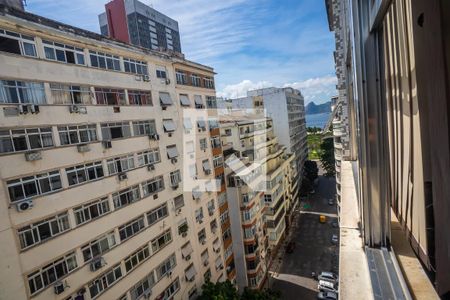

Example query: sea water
[305,112,330,129]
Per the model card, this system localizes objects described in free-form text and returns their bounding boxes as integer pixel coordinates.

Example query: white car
[318,271,338,283]
[317,291,338,300]
[331,234,338,244]
[318,280,338,293]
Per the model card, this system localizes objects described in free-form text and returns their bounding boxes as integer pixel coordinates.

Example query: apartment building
[326,0,450,298]
[0,4,232,300]
[219,114,296,290]
[99,0,182,53]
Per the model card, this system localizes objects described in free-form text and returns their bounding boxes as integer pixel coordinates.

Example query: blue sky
[27,0,336,104]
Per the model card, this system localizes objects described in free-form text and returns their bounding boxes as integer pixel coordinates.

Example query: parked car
[318,271,338,284]
[331,234,338,244]
[317,291,338,300]
[328,199,334,205]
[286,241,296,253]
[318,280,338,293]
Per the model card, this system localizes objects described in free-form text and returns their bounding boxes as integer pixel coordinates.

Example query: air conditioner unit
[165,78,171,85]
[142,75,150,82]
[203,261,208,266]
[167,271,173,278]
[168,132,172,137]
[25,151,42,161]
[175,208,182,215]
[149,133,160,140]
[215,248,220,253]
[182,232,188,238]
[69,105,79,113]
[208,210,214,216]
[171,184,179,190]
[143,289,152,299]
[185,254,191,261]
[30,105,40,114]
[16,199,33,212]
[198,219,203,224]
[147,164,155,171]
[201,240,206,245]
[219,265,224,270]
[77,144,90,153]
[18,104,29,114]
[171,158,177,164]
[90,257,106,272]
[118,173,128,181]
[54,281,65,295]
[102,140,112,149]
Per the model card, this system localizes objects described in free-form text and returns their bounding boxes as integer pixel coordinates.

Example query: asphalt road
[270,173,339,300]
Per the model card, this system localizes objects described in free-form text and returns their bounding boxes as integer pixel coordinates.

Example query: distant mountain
[306,101,331,114]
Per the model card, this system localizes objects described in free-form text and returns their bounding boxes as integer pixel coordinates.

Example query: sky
[27,0,337,104]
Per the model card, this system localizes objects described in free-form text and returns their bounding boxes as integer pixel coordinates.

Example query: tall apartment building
[0,4,234,300]
[98,0,182,53]
[326,0,450,298]
[218,87,307,203]
[219,114,296,290]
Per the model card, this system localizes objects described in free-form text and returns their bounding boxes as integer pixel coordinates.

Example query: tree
[198,281,280,300]
[304,160,319,182]
[319,137,335,177]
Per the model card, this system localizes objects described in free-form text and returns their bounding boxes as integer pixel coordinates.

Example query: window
[173,195,184,210]
[194,95,203,108]
[197,118,207,131]
[43,40,85,65]
[146,203,168,226]
[222,227,232,242]
[58,124,97,145]
[136,148,160,166]
[156,254,176,280]
[220,211,229,225]
[210,219,218,233]
[107,154,135,175]
[183,118,193,131]
[213,155,223,168]
[118,216,145,241]
[124,245,150,273]
[0,80,46,104]
[203,77,215,89]
[101,122,131,140]
[49,83,92,104]
[202,159,211,173]
[204,269,211,282]
[151,230,172,253]
[207,199,215,214]
[0,29,36,57]
[18,212,70,250]
[206,96,217,108]
[73,197,110,225]
[27,252,77,295]
[88,264,122,299]
[142,176,164,196]
[81,231,116,262]
[195,207,204,222]
[163,119,176,133]
[132,120,156,136]
[7,170,62,202]
[185,264,197,281]
[162,278,180,299]
[211,136,221,148]
[170,170,181,187]
[156,69,167,79]
[176,70,187,84]
[190,74,201,87]
[166,144,179,159]
[208,119,219,129]
[94,88,126,105]
[123,58,148,75]
[198,228,206,243]
[112,185,140,209]
[89,50,120,71]
[200,138,207,150]
[179,94,190,106]
[66,161,104,186]
[130,272,155,300]
[0,127,53,153]
[128,90,152,106]
[159,92,173,106]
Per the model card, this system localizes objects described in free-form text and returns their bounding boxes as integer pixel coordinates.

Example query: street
[270,173,339,300]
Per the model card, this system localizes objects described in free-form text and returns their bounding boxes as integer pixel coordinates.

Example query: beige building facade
[0,5,233,300]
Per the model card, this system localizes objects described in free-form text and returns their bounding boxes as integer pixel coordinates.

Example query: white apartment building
[219,114,296,291]
[0,5,234,300]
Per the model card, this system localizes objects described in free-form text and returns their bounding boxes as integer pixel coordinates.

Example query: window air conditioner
[69,105,79,113]
[147,164,155,171]
[102,140,112,149]
[165,78,171,85]
[30,105,40,114]
[54,281,65,295]
[149,133,160,140]
[142,75,150,82]
[25,151,42,161]
[18,104,29,114]
[118,173,128,181]
[77,144,90,153]
[171,158,177,164]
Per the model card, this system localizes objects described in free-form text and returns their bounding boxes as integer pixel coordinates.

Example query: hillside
[306,101,331,114]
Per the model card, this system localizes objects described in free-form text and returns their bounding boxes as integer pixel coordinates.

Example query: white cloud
[218,75,337,104]
[217,80,273,99]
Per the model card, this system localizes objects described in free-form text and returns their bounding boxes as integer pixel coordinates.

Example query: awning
[181,242,193,258]
[194,95,203,105]
[209,119,219,129]
[183,118,192,130]
[192,188,202,199]
[189,164,197,177]
[213,239,221,251]
[215,257,223,269]
[159,92,173,106]
[205,180,214,192]
[180,94,190,106]
[163,119,176,132]
[197,119,206,129]
[186,141,194,153]
[202,160,211,171]
[185,265,197,281]
[201,251,209,263]
[167,146,179,158]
